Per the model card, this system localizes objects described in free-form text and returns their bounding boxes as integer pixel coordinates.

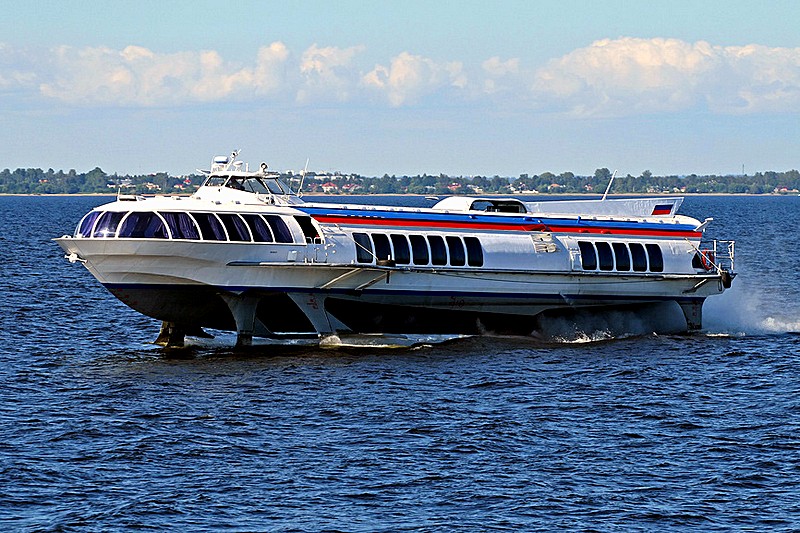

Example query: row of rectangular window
[353,232,484,267]
[578,241,663,272]
[76,210,307,243]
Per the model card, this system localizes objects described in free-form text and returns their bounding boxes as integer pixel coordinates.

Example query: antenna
[227,149,241,171]
[297,158,309,197]
[601,169,618,201]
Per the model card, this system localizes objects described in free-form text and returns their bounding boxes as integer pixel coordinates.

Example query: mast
[601,169,618,201]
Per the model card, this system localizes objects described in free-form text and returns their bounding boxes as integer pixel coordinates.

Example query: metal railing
[697,239,735,273]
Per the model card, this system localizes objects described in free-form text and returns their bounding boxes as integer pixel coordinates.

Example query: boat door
[295,215,327,263]
[307,238,327,263]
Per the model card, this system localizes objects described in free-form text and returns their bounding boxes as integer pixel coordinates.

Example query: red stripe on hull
[545,225,701,238]
[312,215,702,238]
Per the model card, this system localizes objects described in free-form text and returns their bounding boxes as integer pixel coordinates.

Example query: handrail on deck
[698,239,735,273]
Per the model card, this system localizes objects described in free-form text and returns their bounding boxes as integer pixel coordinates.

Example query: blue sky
[1,0,799,177]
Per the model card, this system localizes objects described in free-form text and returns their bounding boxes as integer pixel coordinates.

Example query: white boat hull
[57,237,725,338]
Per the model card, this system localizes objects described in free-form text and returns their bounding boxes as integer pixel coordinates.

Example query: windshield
[209,175,293,195]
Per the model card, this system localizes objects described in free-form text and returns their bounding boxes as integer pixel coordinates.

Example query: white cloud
[480,56,522,95]
[482,56,519,77]
[252,42,291,95]
[362,52,466,106]
[0,43,39,90]
[296,43,365,103]
[38,42,290,106]
[4,37,800,115]
[532,37,800,116]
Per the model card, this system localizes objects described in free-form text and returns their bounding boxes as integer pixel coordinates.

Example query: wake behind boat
[56,151,735,347]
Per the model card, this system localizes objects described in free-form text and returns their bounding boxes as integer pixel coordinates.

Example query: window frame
[578,241,597,270]
[92,211,126,238]
[630,242,648,272]
[445,236,466,266]
[353,232,374,264]
[428,235,448,266]
[76,211,101,238]
[263,215,294,243]
[117,211,170,239]
[409,234,429,265]
[217,213,252,242]
[242,214,275,243]
[646,243,664,272]
[159,212,201,240]
[191,212,227,241]
[390,234,411,265]
[595,241,614,271]
[371,233,392,262]
[464,236,484,267]
[612,242,631,271]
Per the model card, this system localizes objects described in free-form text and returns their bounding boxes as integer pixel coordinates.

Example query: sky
[1,0,799,177]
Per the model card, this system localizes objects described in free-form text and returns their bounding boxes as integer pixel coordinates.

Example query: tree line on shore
[1,166,799,195]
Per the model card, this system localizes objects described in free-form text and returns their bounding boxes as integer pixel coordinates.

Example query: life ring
[700,250,715,271]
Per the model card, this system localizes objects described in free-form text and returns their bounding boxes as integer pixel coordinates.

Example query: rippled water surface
[1,195,799,531]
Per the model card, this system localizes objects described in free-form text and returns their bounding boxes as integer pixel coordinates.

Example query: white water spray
[533,302,687,343]
[704,282,800,335]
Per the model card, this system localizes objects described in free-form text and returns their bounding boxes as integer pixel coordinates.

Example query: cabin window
[263,215,294,243]
[391,234,411,265]
[243,214,274,243]
[191,212,227,241]
[596,242,614,271]
[265,179,290,195]
[630,243,647,272]
[76,211,101,237]
[224,177,246,191]
[428,235,447,265]
[471,200,494,212]
[578,241,597,270]
[92,211,125,238]
[646,243,664,272]
[464,237,484,267]
[118,212,168,239]
[446,236,466,266]
[410,235,429,265]
[160,212,200,240]
[295,216,320,243]
[612,242,630,271]
[475,200,525,213]
[353,232,373,263]
[242,177,269,194]
[218,213,251,241]
[372,234,391,262]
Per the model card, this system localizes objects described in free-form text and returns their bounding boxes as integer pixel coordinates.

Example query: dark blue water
[1,195,799,531]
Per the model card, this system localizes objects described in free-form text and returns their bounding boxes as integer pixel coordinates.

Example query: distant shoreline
[0,192,797,198]
[0,193,118,197]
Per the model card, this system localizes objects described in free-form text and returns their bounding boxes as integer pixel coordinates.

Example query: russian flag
[651,204,673,216]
